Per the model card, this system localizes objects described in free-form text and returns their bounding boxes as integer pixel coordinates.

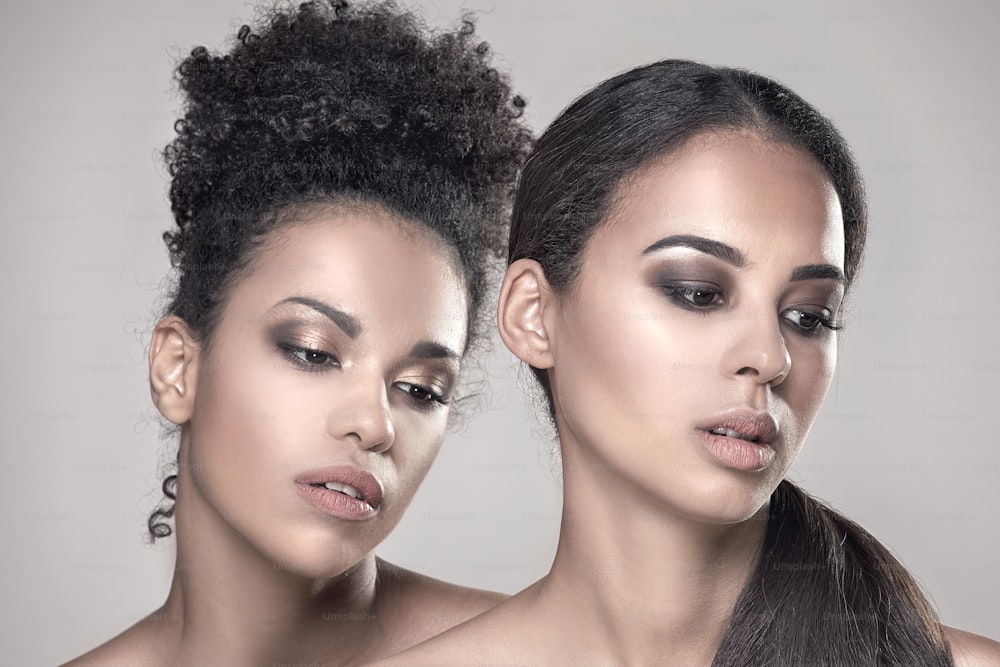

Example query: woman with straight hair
[65,1,531,664]
[374,59,1000,666]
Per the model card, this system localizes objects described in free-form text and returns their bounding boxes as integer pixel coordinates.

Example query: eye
[279,343,341,371]
[660,282,725,310]
[395,381,448,410]
[781,308,841,336]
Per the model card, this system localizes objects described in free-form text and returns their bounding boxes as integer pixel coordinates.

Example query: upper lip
[295,465,385,509]
[697,408,778,445]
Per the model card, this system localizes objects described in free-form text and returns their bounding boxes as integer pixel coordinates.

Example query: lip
[295,465,384,521]
[696,408,778,472]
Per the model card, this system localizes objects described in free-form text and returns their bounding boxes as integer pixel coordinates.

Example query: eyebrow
[272,297,361,339]
[409,341,461,362]
[643,234,844,284]
[272,297,461,359]
[791,264,845,284]
[642,234,747,267]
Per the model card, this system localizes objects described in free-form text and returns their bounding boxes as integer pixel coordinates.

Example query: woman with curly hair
[65,1,531,665]
[374,60,1000,666]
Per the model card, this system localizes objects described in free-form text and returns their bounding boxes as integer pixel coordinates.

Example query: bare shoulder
[945,626,1000,667]
[374,559,507,645]
[365,610,513,667]
[61,608,174,667]
[62,638,143,667]
[367,580,544,667]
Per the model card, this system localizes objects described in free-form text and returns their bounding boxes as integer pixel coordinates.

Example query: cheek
[551,307,635,423]
[554,299,713,426]
[784,338,838,424]
[388,410,448,494]
[189,354,288,476]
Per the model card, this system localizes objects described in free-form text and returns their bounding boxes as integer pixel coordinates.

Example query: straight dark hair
[719,480,951,665]
[508,59,952,665]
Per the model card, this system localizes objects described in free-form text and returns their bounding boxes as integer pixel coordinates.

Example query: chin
[667,475,777,527]
[680,503,765,527]
[271,550,366,581]
[261,530,376,581]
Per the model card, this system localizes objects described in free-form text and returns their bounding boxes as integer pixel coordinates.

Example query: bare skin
[947,628,1000,667]
[65,206,504,666]
[67,559,503,666]
[370,134,1000,666]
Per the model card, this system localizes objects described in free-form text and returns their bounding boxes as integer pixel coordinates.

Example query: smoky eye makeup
[387,356,460,413]
[645,254,848,331]
[780,306,842,337]
[267,319,343,372]
[778,280,846,336]
[394,374,454,411]
[646,256,735,308]
[645,248,737,283]
[784,283,844,315]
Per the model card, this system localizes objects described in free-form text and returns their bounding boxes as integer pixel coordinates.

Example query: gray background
[1,0,997,663]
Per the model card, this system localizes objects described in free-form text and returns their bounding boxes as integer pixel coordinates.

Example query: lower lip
[296,483,378,521]
[699,430,775,472]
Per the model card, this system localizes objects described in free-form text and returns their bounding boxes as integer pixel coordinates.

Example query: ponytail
[713,480,953,666]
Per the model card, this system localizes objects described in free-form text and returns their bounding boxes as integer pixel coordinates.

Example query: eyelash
[279,343,341,372]
[660,283,725,311]
[659,283,842,336]
[278,343,449,410]
[782,309,843,336]
[395,382,449,410]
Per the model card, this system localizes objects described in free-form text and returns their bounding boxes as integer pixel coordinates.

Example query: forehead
[224,207,469,346]
[597,132,845,267]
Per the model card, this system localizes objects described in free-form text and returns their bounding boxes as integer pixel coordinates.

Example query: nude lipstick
[697,409,778,472]
[295,465,384,521]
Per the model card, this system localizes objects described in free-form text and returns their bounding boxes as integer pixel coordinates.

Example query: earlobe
[497,258,555,369]
[149,316,199,425]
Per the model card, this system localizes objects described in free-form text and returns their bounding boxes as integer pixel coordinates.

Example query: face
[546,133,844,524]
[179,206,468,576]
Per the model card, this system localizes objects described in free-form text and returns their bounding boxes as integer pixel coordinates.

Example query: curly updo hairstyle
[148,0,532,539]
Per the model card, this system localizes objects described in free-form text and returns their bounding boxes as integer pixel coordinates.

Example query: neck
[155,445,383,666]
[539,442,766,666]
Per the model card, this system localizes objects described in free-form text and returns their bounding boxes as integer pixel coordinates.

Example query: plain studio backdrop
[1,0,997,663]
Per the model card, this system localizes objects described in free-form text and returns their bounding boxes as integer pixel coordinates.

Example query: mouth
[707,427,761,443]
[697,409,778,472]
[309,481,365,502]
[295,465,384,520]
[699,409,778,445]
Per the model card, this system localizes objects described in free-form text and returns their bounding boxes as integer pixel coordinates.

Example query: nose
[724,310,792,387]
[326,372,396,453]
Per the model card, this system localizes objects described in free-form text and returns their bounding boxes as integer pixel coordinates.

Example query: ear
[497,258,556,369]
[149,316,200,425]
